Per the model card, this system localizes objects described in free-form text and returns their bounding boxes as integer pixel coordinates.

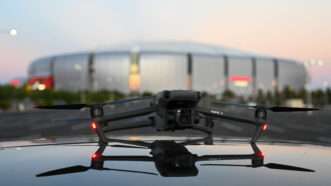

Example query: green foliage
[53,91,80,104]
[0,84,330,111]
[85,90,125,104]
[141,91,154,97]
[222,90,235,101]
[265,91,273,104]
[297,89,307,104]
[0,85,14,97]
[0,100,11,110]
[311,89,325,106]
[0,85,128,110]
[282,86,296,99]
[0,85,28,110]
[256,89,266,104]
[326,88,331,104]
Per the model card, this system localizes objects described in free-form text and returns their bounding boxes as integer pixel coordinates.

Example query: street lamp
[74,64,86,103]
[305,59,329,107]
[9,29,17,36]
[304,59,325,107]
[0,28,17,37]
[323,81,329,106]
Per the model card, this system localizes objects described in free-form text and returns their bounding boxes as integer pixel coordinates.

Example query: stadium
[28,41,307,96]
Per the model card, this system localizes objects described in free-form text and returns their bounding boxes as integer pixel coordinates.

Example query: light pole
[323,81,329,106]
[74,64,86,103]
[304,59,325,106]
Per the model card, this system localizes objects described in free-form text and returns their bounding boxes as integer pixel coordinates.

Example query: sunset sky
[0,0,330,88]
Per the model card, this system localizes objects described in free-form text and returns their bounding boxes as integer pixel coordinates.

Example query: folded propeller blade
[102,167,158,175]
[109,144,147,149]
[103,96,154,105]
[212,102,318,112]
[36,104,88,110]
[36,165,157,177]
[201,163,314,172]
[264,163,315,172]
[267,107,319,112]
[36,165,89,177]
[36,96,154,110]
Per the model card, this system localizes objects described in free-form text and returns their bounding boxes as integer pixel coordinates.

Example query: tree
[255,89,266,104]
[222,90,236,101]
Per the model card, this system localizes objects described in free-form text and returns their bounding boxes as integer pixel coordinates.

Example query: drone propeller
[265,107,319,112]
[35,96,153,110]
[200,163,315,172]
[109,144,147,149]
[52,118,91,124]
[36,104,88,110]
[36,165,89,177]
[212,102,319,112]
[36,165,157,177]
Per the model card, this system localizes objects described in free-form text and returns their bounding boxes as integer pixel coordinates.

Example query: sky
[0,0,330,88]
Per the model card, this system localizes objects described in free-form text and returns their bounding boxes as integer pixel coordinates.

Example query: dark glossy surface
[0,141,330,186]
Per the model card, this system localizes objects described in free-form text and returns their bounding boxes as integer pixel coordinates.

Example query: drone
[37,90,318,152]
[36,137,315,177]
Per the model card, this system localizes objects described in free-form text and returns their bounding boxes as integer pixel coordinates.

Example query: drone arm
[191,125,213,135]
[196,107,258,126]
[103,122,154,133]
[107,138,151,148]
[180,136,212,146]
[212,102,319,112]
[97,106,157,123]
[197,154,254,162]
[103,96,154,106]
[102,155,154,162]
[196,107,268,145]
[93,118,155,145]
[212,114,258,126]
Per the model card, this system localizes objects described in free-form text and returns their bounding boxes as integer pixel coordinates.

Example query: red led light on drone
[91,122,97,130]
[261,123,268,131]
[255,151,264,158]
[91,152,101,160]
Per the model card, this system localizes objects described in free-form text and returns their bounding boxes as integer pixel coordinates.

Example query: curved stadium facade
[28,41,307,96]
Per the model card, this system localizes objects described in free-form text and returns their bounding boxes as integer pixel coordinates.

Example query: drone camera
[176,109,194,127]
[157,90,201,109]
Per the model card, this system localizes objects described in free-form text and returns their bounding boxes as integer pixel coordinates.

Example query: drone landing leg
[190,126,214,145]
[251,126,263,144]
[191,126,212,135]
[99,123,154,144]
[93,120,154,145]
[103,123,154,133]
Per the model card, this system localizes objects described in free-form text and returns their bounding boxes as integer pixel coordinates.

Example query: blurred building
[27,41,307,95]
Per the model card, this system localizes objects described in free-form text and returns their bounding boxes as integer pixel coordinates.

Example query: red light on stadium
[9,79,21,87]
[261,123,268,131]
[28,75,54,91]
[229,75,252,82]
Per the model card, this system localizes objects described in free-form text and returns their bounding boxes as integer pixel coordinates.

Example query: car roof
[1,140,330,186]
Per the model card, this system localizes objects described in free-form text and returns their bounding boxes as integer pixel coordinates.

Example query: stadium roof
[33,41,302,65]
[97,41,269,58]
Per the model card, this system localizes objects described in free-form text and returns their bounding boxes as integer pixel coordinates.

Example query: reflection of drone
[38,90,318,150]
[36,137,314,177]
